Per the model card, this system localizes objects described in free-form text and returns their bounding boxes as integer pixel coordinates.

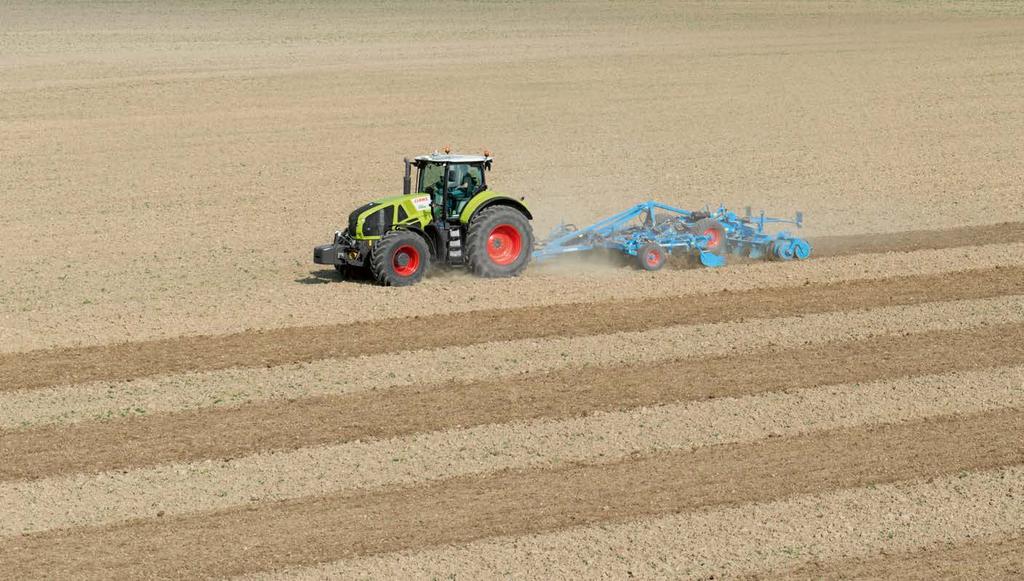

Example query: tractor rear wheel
[691,218,727,255]
[370,230,429,286]
[466,206,533,278]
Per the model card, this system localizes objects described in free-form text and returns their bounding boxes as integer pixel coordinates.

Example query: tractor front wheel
[466,206,533,278]
[370,230,430,286]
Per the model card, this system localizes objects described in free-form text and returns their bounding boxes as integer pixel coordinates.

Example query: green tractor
[314,151,534,286]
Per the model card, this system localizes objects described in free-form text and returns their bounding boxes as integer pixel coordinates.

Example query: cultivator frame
[533,201,811,269]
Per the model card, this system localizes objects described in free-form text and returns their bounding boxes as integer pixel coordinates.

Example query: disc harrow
[533,200,811,269]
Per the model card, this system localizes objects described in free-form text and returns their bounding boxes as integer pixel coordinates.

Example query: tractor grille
[348,202,377,236]
[360,207,389,237]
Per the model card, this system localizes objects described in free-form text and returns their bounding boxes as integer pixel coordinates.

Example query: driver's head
[447,167,461,189]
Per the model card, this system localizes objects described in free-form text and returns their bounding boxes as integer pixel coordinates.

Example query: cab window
[462,165,483,193]
[417,162,445,194]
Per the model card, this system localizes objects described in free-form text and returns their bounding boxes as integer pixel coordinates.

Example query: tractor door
[446,163,484,220]
[415,161,448,222]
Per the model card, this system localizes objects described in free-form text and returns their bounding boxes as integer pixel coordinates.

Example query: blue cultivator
[532,200,811,270]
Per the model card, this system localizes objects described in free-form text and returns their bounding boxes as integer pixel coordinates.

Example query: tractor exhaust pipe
[402,158,412,195]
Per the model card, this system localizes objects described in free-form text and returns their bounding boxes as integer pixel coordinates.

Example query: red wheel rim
[645,249,661,267]
[703,228,722,248]
[487,225,522,265]
[392,244,420,277]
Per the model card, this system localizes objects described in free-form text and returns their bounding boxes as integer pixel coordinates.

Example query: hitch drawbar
[531,200,811,269]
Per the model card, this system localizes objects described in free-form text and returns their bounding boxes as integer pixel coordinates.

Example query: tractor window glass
[463,166,483,192]
[448,165,482,197]
[418,163,445,195]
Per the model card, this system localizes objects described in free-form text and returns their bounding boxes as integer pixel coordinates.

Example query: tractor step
[447,227,465,264]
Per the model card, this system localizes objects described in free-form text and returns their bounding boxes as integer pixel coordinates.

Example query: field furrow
[773,534,1024,580]
[2,262,1021,392]
[245,467,1024,580]
[809,221,1024,257]
[2,409,1021,579]
[4,286,1022,430]
[3,365,1020,537]
[3,302,1022,481]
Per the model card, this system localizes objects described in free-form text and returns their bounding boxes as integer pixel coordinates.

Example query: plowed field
[2,1,1023,579]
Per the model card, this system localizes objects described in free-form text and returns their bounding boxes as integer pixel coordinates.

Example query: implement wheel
[466,206,534,278]
[370,230,429,286]
[691,218,727,255]
[637,243,667,271]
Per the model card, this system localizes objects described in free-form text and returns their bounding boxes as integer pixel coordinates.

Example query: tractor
[313,151,534,286]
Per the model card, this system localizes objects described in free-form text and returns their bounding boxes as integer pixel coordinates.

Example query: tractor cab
[408,153,491,220]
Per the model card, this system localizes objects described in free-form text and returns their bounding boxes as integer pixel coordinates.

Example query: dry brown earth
[3,410,1022,579]
[253,467,1024,580]
[3,263,1020,391]
[3,322,1022,481]
[3,366,1019,536]
[4,1,1024,352]
[3,1,1024,578]
[775,535,1024,580]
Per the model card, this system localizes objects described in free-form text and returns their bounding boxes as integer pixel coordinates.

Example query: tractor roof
[413,153,492,164]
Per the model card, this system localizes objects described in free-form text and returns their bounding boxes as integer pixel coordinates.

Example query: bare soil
[255,468,1024,580]
[3,323,1021,482]
[4,367,1019,536]
[775,534,1024,580]
[2,409,1021,579]
[3,1,1024,353]
[3,1,1024,578]
[2,265,1020,392]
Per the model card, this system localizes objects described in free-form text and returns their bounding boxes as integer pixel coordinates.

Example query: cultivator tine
[698,251,727,268]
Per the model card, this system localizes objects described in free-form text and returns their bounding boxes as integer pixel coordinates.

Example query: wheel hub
[486,225,522,265]
[703,228,722,248]
[646,249,661,267]
[392,245,420,276]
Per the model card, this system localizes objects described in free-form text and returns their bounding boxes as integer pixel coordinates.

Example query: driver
[458,171,477,195]
[446,166,463,195]
[446,167,476,216]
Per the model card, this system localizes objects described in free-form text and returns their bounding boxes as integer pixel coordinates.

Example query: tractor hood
[347,193,433,239]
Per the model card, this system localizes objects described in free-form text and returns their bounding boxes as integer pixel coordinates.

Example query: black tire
[637,242,667,271]
[466,206,533,278]
[370,230,430,286]
[691,218,726,255]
